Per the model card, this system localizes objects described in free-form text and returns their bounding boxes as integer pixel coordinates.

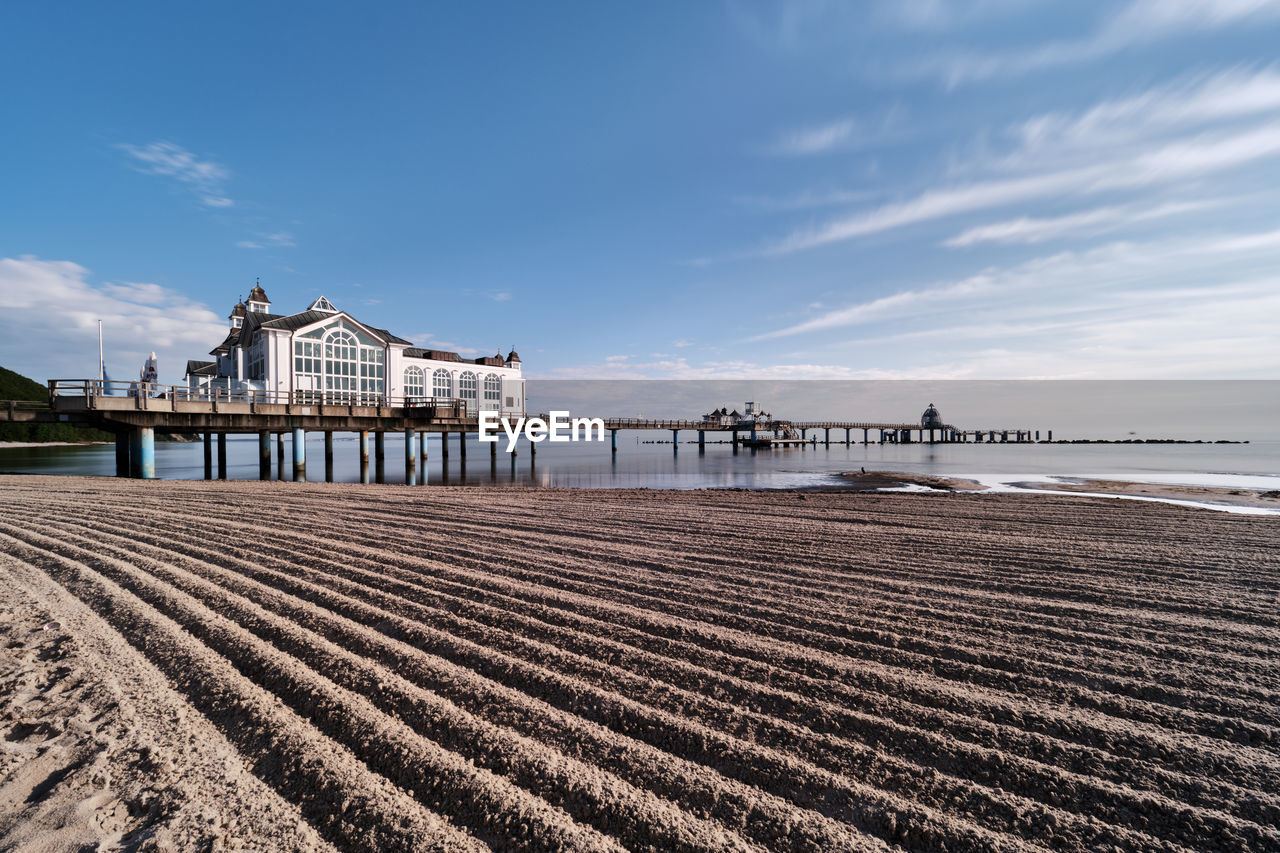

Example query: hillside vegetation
[0,365,112,443]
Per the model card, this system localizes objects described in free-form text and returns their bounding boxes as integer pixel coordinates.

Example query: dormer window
[308,296,339,313]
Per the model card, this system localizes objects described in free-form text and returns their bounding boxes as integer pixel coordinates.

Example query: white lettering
[501,416,522,453]
[479,412,606,451]
[478,411,500,443]
[572,417,606,442]
[548,411,571,442]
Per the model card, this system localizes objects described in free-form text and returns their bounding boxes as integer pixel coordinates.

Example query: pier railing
[47,379,477,412]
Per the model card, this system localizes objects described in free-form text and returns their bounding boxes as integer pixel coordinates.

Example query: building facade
[185,285,525,416]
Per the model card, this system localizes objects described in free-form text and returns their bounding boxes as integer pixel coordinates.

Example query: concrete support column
[672,430,678,453]
[276,432,285,480]
[489,437,497,461]
[359,430,370,484]
[441,430,449,459]
[406,428,417,486]
[611,429,617,454]
[375,432,385,482]
[458,431,466,461]
[217,433,227,480]
[420,431,428,461]
[1035,429,1040,442]
[1048,430,1053,441]
[129,429,142,477]
[131,427,155,479]
[115,432,130,477]
[324,432,334,482]
[258,431,270,480]
[732,430,739,453]
[292,428,306,482]
[203,432,213,480]
[698,431,705,452]
[824,428,830,446]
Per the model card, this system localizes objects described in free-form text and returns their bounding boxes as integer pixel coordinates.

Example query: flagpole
[98,320,104,385]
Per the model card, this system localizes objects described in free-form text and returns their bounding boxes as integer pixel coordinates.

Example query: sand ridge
[0,475,1277,851]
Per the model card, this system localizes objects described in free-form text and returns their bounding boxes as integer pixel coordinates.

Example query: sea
[3,434,1278,506]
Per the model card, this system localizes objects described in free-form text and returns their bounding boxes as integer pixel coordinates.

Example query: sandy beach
[0,474,1277,852]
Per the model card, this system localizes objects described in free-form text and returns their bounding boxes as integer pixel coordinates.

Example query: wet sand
[1015,477,1280,509]
[0,475,1277,852]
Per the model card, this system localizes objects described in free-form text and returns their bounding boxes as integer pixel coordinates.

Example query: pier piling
[458,431,466,461]
[217,433,227,480]
[129,427,155,480]
[292,428,305,482]
[406,428,417,486]
[258,431,270,480]
[672,429,678,453]
[115,432,129,478]
[324,431,334,482]
[698,431,705,452]
[375,432,385,483]
[611,429,617,454]
[276,432,285,480]
[359,430,370,484]
[203,432,213,480]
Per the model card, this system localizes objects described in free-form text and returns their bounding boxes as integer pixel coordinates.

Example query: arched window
[403,365,424,402]
[324,329,359,400]
[459,371,478,412]
[433,368,452,398]
[483,374,501,410]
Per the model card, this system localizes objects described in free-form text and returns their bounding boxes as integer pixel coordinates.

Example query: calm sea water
[2,434,1278,491]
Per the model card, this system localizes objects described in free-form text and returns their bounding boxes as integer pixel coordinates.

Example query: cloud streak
[118,141,233,208]
[932,0,1280,85]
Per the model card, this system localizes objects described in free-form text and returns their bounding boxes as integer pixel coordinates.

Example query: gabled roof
[210,328,241,356]
[404,347,463,362]
[185,360,217,377]
[308,295,338,313]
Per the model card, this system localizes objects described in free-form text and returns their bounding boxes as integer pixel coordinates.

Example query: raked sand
[0,475,1277,852]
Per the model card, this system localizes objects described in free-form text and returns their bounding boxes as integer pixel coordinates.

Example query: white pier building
[184,284,525,416]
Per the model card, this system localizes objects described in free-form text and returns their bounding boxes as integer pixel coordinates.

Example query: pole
[292,428,305,481]
[325,431,334,482]
[217,433,227,480]
[359,430,370,483]
[406,428,417,485]
[204,432,213,480]
[375,432,385,482]
[98,320,104,385]
[258,430,270,480]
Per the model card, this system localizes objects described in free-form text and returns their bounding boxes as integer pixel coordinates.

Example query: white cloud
[490,291,512,303]
[750,224,1280,374]
[771,119,856,155]
[934,0,1280,85]
[237,232,295,250]
[758,121,1280,255]
[0,256,229,384]
[1012,65,1280,156]
[943,200,1216,246]
[405,333,483,355]
[117,141,233,208]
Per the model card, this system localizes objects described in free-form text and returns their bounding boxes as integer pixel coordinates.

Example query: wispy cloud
[758,121,1280,255]
[943,199,1217,247]
[753,225,1280,342]
[932,0,1280,85]
[236,232,296,250]
[771,118,856,155]
[117,141,233,208]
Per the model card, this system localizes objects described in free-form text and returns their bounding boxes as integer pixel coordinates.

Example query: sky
[2,0,1279,384]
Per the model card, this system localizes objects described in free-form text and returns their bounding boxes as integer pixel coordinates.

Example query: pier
[2,382,1049,481]
[2,380,479,481]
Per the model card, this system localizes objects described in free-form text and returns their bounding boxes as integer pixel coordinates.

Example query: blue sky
[2,0,1279,383]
